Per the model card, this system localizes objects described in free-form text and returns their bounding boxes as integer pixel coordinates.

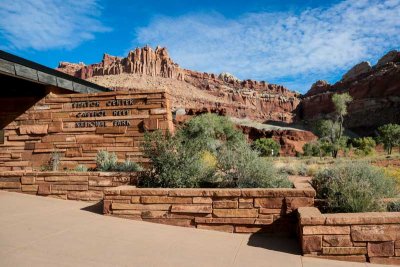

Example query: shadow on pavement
[80,201,103,215]
[247,233,301,255]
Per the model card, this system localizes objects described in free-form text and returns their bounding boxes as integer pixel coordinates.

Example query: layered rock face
[299,50,400,135]
[57,46,300,123]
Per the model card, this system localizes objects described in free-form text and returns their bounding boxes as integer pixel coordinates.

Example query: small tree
[252,138,280,157]
[378,124,400,154]
[315,93,352,158]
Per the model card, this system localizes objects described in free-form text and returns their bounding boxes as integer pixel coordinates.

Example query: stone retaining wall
[298,207,400,265]
[103,182,315,234]
[0,171,138,201]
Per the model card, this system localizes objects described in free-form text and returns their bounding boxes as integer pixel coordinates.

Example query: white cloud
[0,0,110,50]
[134,0,400,92]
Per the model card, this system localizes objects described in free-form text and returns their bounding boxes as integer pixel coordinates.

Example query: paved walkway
[0,191,391,267]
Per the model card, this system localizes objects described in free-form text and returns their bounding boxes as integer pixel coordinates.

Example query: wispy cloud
[134,0,400,92]
[0,0,110,50]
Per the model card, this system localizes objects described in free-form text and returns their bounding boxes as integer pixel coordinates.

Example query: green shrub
[302,142,320,157]
[252,138,280,157]
[141,131,214,188]
[116,159,143,172]
[181,113,245,152]
[96,150,142,172]
[217,142,291,188]
[312,161,397,212]
[351,137,376,156]
[141,114,292,188]
[74,164,88,172]
[96,150,118,171]
[387,201,400,212]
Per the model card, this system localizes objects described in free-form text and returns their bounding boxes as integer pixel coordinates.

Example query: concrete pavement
[0,191,392,267]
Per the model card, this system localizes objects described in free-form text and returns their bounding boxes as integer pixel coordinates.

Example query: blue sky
[0,0,399,93]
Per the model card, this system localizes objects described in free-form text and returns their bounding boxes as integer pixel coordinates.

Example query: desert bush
[74,164,88,172]
[180,113,245,152]
[351,137,376,156]
[96,150,118,171]
[141,131,214,188]
[252,138,280,157]
[116,159,143,172]
[312,161,397,212]
[302,142,320,157]
[387,201,400,212]
[383,167,400,190]
[96,150,142,172]
[216,142,291,188]
[141,114,291,188]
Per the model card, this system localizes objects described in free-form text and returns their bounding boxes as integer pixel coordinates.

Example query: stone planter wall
[298,207,400,265]
[103,181,315,234]
[0,171,139,201]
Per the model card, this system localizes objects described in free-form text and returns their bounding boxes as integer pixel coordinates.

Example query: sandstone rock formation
[341,61,372,82]
[299,50,400,135]
[57,46,300,123]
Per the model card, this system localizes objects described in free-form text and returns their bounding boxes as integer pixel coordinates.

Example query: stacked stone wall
[298,207,400,265]
[103,183,315,234]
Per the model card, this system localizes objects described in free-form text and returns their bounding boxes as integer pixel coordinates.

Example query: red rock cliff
[57,46,301,123]
[299,50,400,135]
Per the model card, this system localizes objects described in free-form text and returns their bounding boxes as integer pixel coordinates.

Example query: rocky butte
[57,46,314,155]
[299,50,400,135]
[57,46,300,123]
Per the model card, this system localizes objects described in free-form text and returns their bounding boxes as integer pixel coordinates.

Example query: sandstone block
[396,240,400,249]
[112,210,142,216]
[369,257,400,265]
[396,249,400,256]
[368,241,394,257]
[254,218,273,225]
[323,235,353,247]
[302,235,322,253]
[322,247,367,255]
[45,176,88,182]
[303,226,350,235]
[254,198,284,208]
[303,254,366,263]
[131,196,141,203]
[239,202,253,208]
[197,224,234,233]
[67,191,103,201]
[0,181,21,189]
[19,125,48,135]
[142,218,193,228]
[38,184,51,195]
[193,197,212,204]
[234,226,265,233]
[120,188,168,196]
[213,209,258,218]
[112,203,171,211]
[259,208,282,214]
[141,210,168,218]
[21,185,38,192]
[103,200,112,214]
[171,205,212,214]
[51,184,88,191]
[141,196,192,204]
[213,201,238,209]
[88,178,113,187]
[286,197,314,210]
[351,225,399,241]
[21,176,35,184]
[194,217,255,224]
